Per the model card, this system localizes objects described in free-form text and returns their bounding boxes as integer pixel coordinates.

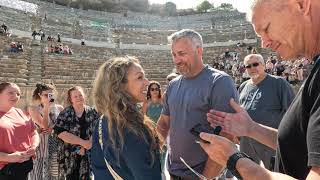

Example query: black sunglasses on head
[245,62,260,69]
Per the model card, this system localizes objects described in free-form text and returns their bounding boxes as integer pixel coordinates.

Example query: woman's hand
[8,151,32,163]
[80,139,92,150]
[78,147,86,156]
[41,128,52,134]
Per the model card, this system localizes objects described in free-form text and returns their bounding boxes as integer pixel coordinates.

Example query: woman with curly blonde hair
[91,56,162,180]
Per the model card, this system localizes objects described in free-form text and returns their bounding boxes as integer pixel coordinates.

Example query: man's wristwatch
[227,152,253,180]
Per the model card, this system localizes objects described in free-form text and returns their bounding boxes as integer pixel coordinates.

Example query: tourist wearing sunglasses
[238,54,295,170]
[142,81,163,123]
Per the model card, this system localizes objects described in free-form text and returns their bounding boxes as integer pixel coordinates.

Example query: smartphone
[48,93,55,103]
[190,123,222,144]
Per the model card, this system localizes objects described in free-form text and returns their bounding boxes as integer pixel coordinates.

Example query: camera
[48,93,55,103]
[190,123,222,144]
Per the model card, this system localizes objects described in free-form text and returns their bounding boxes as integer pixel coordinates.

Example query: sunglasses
[150,88,159,91]
[245,62,260,69]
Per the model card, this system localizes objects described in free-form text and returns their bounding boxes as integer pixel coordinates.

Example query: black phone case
[190,124,222,143]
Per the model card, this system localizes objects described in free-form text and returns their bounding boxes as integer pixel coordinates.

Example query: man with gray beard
[157,29,238,180]
[238,54,295,170]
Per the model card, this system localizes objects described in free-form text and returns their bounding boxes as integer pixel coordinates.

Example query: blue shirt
[91,116,162,180]
[146,103,163,123]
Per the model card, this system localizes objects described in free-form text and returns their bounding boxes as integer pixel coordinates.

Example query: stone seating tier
[0,35,266,91]
[1,1,257,45]
[0,77,28,84]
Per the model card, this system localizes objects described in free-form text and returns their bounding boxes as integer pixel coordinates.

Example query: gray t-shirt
[239,74,295,128]
[162,65,239,177]
[239,74,295,169]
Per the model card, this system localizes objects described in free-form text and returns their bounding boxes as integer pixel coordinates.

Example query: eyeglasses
[180,157,225,180]
[150,88,159,91]
[245,62,260,69]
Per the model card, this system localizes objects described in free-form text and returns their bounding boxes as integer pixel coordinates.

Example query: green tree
[218,3,234,10]
[148,3,162,14]
[196,0,213,13]
[162,2,177,16]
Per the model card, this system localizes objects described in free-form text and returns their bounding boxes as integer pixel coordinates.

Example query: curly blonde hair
[92,56,162,166]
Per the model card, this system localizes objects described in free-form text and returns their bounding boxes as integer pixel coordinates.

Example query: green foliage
[217,3,234,10]
[196,0,213,13]
[162,2,177,16]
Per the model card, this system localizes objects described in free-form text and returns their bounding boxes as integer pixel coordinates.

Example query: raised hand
[207,98,255,137]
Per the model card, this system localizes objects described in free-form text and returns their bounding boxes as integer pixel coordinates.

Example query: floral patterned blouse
[53,105,99,180]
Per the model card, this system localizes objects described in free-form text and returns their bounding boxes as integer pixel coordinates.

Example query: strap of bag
[98,118,124,180]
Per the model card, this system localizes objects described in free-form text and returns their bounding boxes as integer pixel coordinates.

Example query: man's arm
[237,158,320,180]
[236,158,296,180]
[307,167,320,180]
[156,114,170,140]
[247,121,278,150]
[207,99,278,150]
[199,133,320,180]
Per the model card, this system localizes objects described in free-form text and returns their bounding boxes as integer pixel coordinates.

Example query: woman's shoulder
[58,106,74,116]
[10,108,31,122]
[13,107,25,115]
[84,105,99,114]
[54,104,64,111]
[62,105,73,112]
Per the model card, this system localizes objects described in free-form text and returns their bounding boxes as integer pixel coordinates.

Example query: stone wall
[1,1,257,45]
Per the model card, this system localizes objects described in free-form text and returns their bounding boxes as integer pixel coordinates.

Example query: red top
[0,107,36,169]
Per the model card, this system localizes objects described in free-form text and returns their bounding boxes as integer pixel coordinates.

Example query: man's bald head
[247,0,287,22]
